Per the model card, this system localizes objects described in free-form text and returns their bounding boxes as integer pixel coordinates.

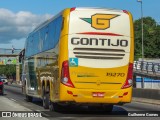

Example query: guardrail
[134,61,160,75]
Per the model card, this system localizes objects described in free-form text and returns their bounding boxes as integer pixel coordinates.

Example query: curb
[132,97,160,105]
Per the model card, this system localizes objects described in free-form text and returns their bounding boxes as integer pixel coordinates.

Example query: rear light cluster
[119,92,128,98]
[61,60,74,88]
[123,10,129,15]
[70,7,76,12]
[0,81,3,85]
[121,63,133,89]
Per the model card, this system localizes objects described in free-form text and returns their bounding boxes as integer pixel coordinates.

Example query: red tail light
[0,81,3,85]
[122,63,133,89]
[61,60,74,88]
[123,10,129,15]
[70,7,76,12]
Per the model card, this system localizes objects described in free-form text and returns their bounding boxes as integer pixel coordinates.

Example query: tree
[134,17,160,60]
[0,65,16,79]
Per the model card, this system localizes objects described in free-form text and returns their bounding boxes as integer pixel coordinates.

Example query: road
[1,85,160,120]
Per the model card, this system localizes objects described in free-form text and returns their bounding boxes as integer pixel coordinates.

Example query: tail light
[61,60,74,88]
[0,81,3,85]
[70,7,76,12]
[122,63,133,89]
[123,10,129,15]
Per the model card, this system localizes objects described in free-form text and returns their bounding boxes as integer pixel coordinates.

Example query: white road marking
[10,98,16,102]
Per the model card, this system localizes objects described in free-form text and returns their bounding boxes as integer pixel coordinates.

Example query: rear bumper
[59,84,132,104]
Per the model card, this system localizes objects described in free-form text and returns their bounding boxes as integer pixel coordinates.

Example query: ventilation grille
[73,48,125,60]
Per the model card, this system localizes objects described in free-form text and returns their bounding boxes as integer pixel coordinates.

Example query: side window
[39,28,45,52]
[38,31,43,53]
[31,35,34,54]
[25,15,63,58]
[43,26,49,51]
[48,15,63,49]
[48,20,56,49]
[26,32,39,57]
[26,36,32,57]
[33,32,39,55]
[25,37,29,57]
[55,16,63,46]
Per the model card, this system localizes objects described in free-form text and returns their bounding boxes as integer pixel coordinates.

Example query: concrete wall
[133,88,160,100]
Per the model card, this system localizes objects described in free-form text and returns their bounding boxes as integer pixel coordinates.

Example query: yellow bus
[21,7,134,112]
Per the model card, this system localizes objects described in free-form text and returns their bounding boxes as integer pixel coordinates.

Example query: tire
[88,106,102,111]
[22,83,26,94]
[49,102,63,112]
[103,105,113,112]
[26,95,33,102]
[42,86,49,109]
[88,105,113,112]
[49,101,54,111]
[49,102,71,112]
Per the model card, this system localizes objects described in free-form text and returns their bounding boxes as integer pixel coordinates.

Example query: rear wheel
[88,106,102,111]
[42,86,49,109]
[49,102,70,112]
[22,81,26,94]
[88,105,113,112]
[24,82,32,102]
[26,95,33,102]
[103,105,113,112]
[49,102,60,111]
[49,101,54,111]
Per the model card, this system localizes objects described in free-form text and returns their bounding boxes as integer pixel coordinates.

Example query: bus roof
[72,7,126,13]
[30,7,129,35]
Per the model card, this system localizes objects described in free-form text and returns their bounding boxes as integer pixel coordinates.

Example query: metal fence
[134,61,160,75]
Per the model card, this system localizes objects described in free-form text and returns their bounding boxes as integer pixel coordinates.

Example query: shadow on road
[4,84,128,117]
[29,98,128,117]
[41,105,128,117]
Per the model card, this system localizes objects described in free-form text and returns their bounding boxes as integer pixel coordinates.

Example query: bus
[21,7,134,112]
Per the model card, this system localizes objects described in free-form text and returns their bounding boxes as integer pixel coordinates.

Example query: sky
[0,0,159,49]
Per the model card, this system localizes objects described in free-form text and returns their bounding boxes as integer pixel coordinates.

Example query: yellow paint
[25,8,134,105]
[57,9,134,104]
[128,11,134,63]
[59,83,132,103]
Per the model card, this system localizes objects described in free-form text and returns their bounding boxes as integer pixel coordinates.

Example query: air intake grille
[73,48,125,60]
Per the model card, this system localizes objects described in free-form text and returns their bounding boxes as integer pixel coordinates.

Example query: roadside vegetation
[0,65,16,80]
[134,17,160,60]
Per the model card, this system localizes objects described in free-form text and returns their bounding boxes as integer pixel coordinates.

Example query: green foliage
[0,65,16,78]
[134,17,160,60]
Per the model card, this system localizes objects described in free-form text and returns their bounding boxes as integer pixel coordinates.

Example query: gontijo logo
[81,14,119,30]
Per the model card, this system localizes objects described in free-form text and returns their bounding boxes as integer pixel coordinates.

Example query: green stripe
[80,18,92,24]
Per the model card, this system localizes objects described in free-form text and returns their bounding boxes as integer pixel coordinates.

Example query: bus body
[21,7,134,111]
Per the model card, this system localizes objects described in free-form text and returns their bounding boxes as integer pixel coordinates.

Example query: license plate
[92,92,105,97]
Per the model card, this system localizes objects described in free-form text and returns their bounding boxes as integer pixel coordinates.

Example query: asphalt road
[1,85,160,120]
